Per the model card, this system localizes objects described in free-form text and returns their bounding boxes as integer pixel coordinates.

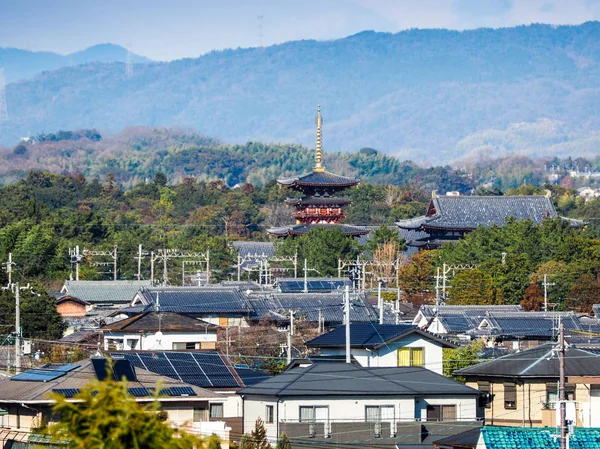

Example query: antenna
[125,44,133,78]
[0,68,8,122]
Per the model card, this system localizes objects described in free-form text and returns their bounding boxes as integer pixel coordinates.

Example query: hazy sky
[1,0,599,61]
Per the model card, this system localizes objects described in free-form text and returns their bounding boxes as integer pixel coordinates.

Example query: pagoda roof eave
[267,224,369,237]
[284,197,352,206]
[277,170,360,188]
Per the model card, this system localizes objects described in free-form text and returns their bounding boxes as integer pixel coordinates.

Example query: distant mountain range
[1,24,600,163]
[0,43,150,83]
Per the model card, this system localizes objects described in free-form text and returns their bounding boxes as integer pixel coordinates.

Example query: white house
[238,362,482,446]
[305,323,457,374]
[101,311,219,351]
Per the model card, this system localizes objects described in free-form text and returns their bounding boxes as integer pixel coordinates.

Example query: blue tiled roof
[482,426,600,449]
[137,287,253,315]
[306,323,456,349]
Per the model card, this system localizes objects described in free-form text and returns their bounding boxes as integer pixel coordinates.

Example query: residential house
[396,193,561,250]
[55,295,89,317]
[238,362,482,448]
[109,350,269,440]
[60,280,152,306]
[477,426,600,449]
[305,323,457,374]
[101,311,219,351]
[128,287,254,326]
[456,343,600,427]
[0,358,232,448]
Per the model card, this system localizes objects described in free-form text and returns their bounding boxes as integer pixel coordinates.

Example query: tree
[366,225,406,255]
[275,433,291,449]
[443,340,485,382]
[275,227,359,277]
[446,268,497,305]
[397,250,436,302]
[153,172,168,187]
[48,377,210,449]
[521,279,544,311]
[566,273,600,314]
[240,417,271,449]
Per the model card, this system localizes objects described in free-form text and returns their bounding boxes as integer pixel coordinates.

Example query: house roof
[248,292,378,324]
[0,358,220,403]
[305,323,457,350]
[416,305,523,333]
[278,170,359,188]
[109,351,245,389]
[275,277,351,293]
[231,241,275,258]
[433,427,481,449]
[476,311,582,339]
[267,223,369,237]
[233,366,271,386]
[56,295,90,306]
[238,363,479,397]
[61,280,152,304]
[456,343,600,379]
[100,312,219,333]
[134,287,253,315]
[397,195,558,232]
[481,426,600,449]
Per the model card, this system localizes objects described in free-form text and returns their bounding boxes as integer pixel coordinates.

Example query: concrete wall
[242,394,477,442]
[319,333,445,374]
[57,300,87,317]
[103,331,217,350]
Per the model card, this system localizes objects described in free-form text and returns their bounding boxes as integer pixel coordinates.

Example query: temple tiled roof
[397,195,558,231]
[267,223,369,237]
[278,170,359,188]
[284,196,352,206]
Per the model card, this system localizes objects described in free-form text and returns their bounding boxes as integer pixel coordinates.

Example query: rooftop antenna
[0,68,8,122]
[125,43,133,78]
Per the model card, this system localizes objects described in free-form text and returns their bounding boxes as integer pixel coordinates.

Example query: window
[193,407,208,422]
[397,347,424,367]
[478,381,491,409]
[209,403,224,419]
[426,405,456,421]
[266,405,274,424]
[546,383,576,409]
[172,342,199,350]
[504,383,517,410]
[365,405,395,422]
[299,406,329,422]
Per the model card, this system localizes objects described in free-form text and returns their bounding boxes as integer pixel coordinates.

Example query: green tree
[366,225,406,255]
[240,417,271,449]
[443,340,485,382]
[153,172,168,187]
[275,227,359,277]
[48,377,210,449]
[275,433,292,449]
[446,268,497,305]
[397,250,436,301]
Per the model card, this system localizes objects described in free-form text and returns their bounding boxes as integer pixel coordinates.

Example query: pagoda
[268,106,368,237]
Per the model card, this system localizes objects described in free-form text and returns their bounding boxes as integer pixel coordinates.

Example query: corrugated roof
[62,280,152,304]
[482,426,600,449]
[306,323,457,349]
[136,287,253,315]
[456,343,600,379]
[239,363,479,397]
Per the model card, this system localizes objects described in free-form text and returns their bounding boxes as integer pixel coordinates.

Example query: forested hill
[0,44,150,83]
[2,23,600,162]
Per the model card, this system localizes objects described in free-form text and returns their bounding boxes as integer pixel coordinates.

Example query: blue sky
[1,0,599,61]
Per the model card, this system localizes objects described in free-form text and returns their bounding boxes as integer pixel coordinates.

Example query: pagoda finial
[314,105,325,172]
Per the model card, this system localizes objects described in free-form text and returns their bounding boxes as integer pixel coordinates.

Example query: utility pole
[344,286,351,364]
[287,310,294,365]
[163,248,168,286]
[135,244,147,281]
[15,282,21,373]
[396,288,401,325]
[304,259,308,293]
[435,267,441,306]
[3,252,14,286]
[378,280,383,325]
[237,254,241,282]
[543,274,555,313]
[318,308,323,334]
[113,246,117,281]
[150,251,155,284]
[559,321,567,449]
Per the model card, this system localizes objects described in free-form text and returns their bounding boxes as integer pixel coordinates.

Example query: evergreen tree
[240,417,271,449]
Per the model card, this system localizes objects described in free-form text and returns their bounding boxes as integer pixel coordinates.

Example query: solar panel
[128,387,152,397]
[161,386,196,396]
[12,363,79,382]
[113,359,137,381]
[52,388,81,398]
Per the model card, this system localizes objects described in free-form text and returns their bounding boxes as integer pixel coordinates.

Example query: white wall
[319,333,445,374]
[243,395,477,441]
[104,331,217,350]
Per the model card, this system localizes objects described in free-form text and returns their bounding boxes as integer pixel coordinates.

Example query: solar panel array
[52,386,197,398]
[278,279,349,293]
[111,352,240,389]
[12,363,79,382]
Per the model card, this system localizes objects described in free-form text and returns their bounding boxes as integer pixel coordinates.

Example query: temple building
[268,107,368,238]
[396,191,569,250]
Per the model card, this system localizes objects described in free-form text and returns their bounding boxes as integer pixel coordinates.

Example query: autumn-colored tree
[446,268,497,305]
[48,377,210,449]
[520,279,544,311]
[566,273,600,313]
[397,250,437,303]
[371,241,403,284]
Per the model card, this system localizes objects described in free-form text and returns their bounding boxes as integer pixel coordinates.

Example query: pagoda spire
[314,105,325,172]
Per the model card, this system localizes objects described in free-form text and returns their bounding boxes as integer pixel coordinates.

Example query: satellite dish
[155,331,163,341]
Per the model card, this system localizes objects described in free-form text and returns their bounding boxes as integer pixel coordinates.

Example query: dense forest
[2,23,600,162]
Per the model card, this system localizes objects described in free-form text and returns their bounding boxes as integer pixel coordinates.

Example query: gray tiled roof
[136,287,253,315]
[239,363,479,397]
[456,343,600,379]
[231,241,275,258]
[478,311,582,339]
[62,280,152,304]
[101,312,219,333]
[305,323,457,349]
[417,305,523,333]
[278,170,359,188]
[268,223,369,237]
[284,196,352,206]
